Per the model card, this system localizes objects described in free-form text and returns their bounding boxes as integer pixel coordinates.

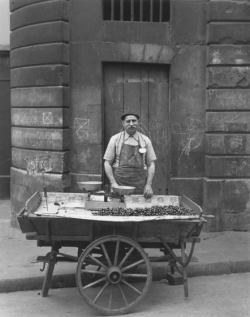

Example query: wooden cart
[18,192,207,316]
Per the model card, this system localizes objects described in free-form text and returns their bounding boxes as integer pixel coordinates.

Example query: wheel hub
[107,266,122,284]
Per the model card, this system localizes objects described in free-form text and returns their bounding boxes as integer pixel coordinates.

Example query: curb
[1,260,250,294]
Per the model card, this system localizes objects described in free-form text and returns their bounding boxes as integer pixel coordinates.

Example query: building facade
[9,0,250,231]
[0,0,11,200]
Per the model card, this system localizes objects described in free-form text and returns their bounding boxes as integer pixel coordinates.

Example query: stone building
[8,0,250,231]
[0,0,11,200]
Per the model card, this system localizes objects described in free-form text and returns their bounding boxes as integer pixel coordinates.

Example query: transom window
[103,0,170,22]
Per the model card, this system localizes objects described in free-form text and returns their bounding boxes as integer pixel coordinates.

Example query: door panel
[104,63,169,194]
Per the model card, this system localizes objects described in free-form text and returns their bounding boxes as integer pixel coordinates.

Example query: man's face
[122,115,139,135]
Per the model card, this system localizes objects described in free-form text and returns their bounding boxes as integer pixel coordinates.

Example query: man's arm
[144,161,155,199]
[104,160,118,187]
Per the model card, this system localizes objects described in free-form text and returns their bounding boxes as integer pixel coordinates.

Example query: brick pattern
[206,1,250,231]
[10,0,70,219]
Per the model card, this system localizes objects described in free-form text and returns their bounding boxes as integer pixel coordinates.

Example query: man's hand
[143,184,153,199]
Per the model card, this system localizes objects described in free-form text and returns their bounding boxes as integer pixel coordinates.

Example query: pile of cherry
[93,205,197,217]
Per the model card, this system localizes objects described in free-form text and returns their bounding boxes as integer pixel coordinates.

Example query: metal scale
[77,182,135,210]
[25,154,53,211]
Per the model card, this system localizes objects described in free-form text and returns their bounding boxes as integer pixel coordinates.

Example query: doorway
[103,63,170,194]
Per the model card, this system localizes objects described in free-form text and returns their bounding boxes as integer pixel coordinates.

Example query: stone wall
[0,49,11,199]
[205,0,250,231]
[10,0,70,226]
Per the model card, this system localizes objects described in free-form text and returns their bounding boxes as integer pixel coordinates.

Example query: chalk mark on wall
[171,117,204,157]
[43,112,53,125]
[74,118,90,143]
[12,130,22,145]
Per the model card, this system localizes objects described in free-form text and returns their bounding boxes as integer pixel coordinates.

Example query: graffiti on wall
[25,155,52,175]
[171,117,204,157]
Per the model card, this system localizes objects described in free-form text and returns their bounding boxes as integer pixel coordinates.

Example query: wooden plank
[25,191,42,212]
[148,65,169,194]
[123,64,141,115]
[104,64,124,146]
[139,67,149,136]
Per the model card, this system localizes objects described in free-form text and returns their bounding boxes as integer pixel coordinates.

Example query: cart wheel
[76,235,152,315]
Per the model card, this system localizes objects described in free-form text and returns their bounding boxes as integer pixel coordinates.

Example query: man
[103,113,156,199]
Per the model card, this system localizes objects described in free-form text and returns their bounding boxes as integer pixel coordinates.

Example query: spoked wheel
[76,235,152,315]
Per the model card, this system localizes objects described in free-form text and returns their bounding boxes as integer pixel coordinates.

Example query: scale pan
[77,181,102,191]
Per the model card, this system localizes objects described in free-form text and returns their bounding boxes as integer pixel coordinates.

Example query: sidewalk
[0,200,249,293]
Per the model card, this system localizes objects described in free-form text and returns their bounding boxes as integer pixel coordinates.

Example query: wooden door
[104,63,169,194]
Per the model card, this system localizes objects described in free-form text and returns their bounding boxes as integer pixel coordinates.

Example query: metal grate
[103,0,170,22]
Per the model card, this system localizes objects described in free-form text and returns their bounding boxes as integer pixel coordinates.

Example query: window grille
[103,0,170,22]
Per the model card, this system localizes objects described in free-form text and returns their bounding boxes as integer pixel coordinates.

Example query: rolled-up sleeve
[103,136,116,162]
[146,140,157,163]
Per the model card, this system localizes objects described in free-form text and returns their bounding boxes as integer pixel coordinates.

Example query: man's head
[121,113,139,135]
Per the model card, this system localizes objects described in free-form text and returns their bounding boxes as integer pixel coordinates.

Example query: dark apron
[114,133,146,194]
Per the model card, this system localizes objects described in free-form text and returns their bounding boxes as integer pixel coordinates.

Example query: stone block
[11,167,70,218]
[12,148,69,173]
[136,22,171,45]
[0,51,10,80]
[206,134,250,155]
[170,45,206,178]
[70,144,102,174]
[207,66,250,88]
[10,44,69,68]
[71,86,101,109]
[12,108,69,128]
[11,87,69,108]
[208,45,250,65]
[207,1,250,22]
[102,21,170,44]
[171,149,205,178]
[207,23,250,45]
[11,65,69,87]
[71,104,102,145]
[204,179,250,231]
[206,89,250,110]
[206,156,250,178]
[170,178,203,208]
[171,0,206,44]
[12,127,70,150]
[70,0,102,42]
[11,0,69,30]
[10,22,69,50]
[206,112,250,132]
[110,42,130,62]
[171,45,206,94]
[10,0,52,12]
[71,43,102,87]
